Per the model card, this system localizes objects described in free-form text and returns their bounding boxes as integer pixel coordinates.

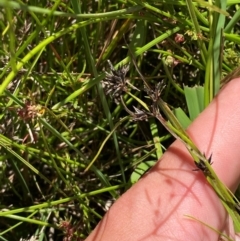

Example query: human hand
[86,78,240,241]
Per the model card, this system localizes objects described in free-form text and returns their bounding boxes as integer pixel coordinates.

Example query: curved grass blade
[185,215,234,241]
[84,116,129,173]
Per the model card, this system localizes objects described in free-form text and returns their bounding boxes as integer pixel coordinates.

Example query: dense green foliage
[1,0,240,240]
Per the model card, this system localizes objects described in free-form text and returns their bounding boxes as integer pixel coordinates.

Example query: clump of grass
[0,0,240,240]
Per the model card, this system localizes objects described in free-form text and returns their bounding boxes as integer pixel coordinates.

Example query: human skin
[85,78,240,241]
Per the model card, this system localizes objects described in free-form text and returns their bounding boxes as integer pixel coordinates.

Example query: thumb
[187,78,240,191]
[86,78,240,241]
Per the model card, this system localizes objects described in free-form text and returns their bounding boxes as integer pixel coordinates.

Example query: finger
[86,78,240,241]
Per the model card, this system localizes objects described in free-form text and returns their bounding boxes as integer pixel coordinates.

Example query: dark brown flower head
[102,60,130,103]
[144,82,165,104]
[193,154,213,174]
[132,106,149,121]
[143,81,165,116]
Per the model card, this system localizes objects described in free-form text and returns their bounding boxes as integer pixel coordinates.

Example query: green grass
[0,0,240,240]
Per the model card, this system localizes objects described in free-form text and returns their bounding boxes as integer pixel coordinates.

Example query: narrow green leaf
[184,85,204,121]
[173,107,192,129]
[130,161,156,184]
